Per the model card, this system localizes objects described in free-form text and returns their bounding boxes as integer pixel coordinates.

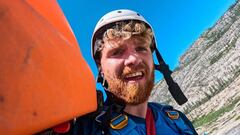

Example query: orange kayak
[0,0,97,134]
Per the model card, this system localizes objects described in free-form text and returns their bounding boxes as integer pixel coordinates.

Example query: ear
[95,58,102,69]
[97,63,102,72]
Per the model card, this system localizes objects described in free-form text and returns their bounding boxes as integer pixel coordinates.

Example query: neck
[124,101,148,119]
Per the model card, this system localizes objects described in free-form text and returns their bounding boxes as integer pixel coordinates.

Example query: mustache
[120,63,147,78]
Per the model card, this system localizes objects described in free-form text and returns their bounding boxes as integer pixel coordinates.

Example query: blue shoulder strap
[149,102,198,135]
[175,110,198,135]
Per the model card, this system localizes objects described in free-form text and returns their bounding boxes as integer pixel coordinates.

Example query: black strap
[91,91,126,135]
[154,48,188,105]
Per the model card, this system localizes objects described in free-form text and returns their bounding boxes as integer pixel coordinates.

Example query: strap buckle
[166,111,179,120]
[95,110,106,123]
[110,114,128,130]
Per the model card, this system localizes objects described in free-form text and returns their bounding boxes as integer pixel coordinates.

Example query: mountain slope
[150,1,240,134]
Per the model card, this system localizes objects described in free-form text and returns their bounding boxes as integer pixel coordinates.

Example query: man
[80,9,197,135]
[40,9,197,135]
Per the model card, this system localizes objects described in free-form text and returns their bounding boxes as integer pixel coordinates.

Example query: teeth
[125,72,143,78]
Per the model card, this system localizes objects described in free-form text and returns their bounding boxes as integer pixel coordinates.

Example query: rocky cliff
[150,1,240,134]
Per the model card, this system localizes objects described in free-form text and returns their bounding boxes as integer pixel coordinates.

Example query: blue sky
[58,0,236,83]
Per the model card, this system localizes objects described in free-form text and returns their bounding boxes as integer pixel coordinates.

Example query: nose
[124,54,141,66]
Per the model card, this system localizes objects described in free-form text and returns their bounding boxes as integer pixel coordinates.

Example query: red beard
[104,63,154,105]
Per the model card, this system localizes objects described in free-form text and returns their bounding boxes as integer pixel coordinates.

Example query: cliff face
[150,1,240,134]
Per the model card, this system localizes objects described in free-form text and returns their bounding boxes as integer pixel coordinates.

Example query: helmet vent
[137,13,140,16]
[117,11,122,13]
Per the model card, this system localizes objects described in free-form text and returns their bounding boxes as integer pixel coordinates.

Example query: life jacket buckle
[110,114,128,130]
[166,111,179,119]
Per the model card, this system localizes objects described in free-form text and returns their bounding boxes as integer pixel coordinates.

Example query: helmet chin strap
[154,48,188,105]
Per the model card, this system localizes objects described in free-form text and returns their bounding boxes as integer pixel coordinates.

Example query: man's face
[100,36,154,105]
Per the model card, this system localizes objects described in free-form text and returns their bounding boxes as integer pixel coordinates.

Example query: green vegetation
[164,98,172,104]
[209,36,237,65]
[183,65,240,115]
[231,2,240,21]
[183,78,229,115]
[235,115,240,121]
[210,52,224,65]
[192,97,240,128]
[208,65,240,97]
[182,54,199,68]
[208,78,228,96]
[209,127,219,134]
[232,66,240,80]
[200,2,239,54]
[182,2,239,68]
[182,1,240,119]
[183,95,211,115]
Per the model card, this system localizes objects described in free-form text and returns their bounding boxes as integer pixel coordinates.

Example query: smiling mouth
[124,71,144,81]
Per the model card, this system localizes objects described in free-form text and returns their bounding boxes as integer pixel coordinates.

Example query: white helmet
[91,9,156,61]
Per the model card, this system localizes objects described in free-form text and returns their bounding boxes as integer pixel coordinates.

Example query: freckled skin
[100,36,154,105]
